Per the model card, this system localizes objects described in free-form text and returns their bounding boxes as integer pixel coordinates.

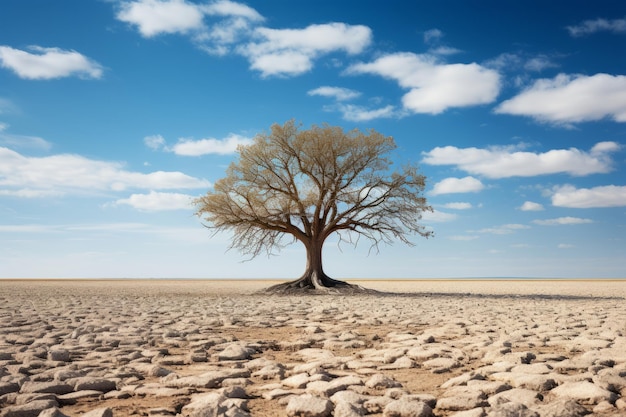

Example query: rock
[437,386,488,411]
[449,409,486,417]
[0,399,58,417]
[379,356,414,370]
[422,357,460,373]
[488,389,542,407]
[0,382,20,396]
[550,381,617,405]
[487,403,538,417]
[72,378,117,393]
[365,374,402,389]
[80,408,113,417]
[19,382,74,395]
[181,393,228,417]
[57,390,103,405]
[38,408,70,417]
[333,401,365,417]
[383,398,433,417]
[218,344,255,361]
[286,394,333,417]
[47,350,70,362]
[283,373,312,389]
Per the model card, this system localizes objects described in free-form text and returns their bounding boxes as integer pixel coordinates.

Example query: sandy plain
[1,279,625,417]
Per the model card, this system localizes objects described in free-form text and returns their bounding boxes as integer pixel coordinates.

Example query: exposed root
[262,278,379,295]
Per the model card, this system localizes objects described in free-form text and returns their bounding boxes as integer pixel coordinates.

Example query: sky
[1,0,625,279]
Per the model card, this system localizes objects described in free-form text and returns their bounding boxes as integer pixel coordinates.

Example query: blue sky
[1,0,625,279]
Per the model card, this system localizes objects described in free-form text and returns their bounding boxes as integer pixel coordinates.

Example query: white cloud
[0,129,52,150]
[431,176,484,195]
[495,73,626,124]
[558,243,575,249]
[0,46,103,80]
[449,235,479,241]
[421,210,457,223]
[567,17,626,37]
[519,201,544,211]
[171,134,251,156]
[201,0,264,21]
[308,86,361,101]
[423,29,443,44]
[533,217,593,226]
[442,202,472,210]
[114,191,195,211]
[551,184,626,208]
[347,52,500,114]
[478,224,530,235]
[241,23,372,77]
[144,134,166,150]
[421,141,619,178]
[117,0,206,37]
[0,147,209,197]
[333,104,397,122]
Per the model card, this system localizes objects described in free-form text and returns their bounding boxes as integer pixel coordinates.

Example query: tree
[194,120,433,293]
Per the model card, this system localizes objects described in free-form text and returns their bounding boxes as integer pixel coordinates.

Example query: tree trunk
[264,238,357,293]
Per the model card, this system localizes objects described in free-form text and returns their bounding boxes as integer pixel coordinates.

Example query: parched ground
[0,279,625,417]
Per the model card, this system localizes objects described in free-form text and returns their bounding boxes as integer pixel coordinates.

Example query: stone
[488,389,542,407]
[38,408,71,417]
[449,409,486,417]
[80,408,113,417]
[218,344,255,361]
[19,382,74,396]
[0,399,59,417]
[286,394,333,417]
[437,386,488,411]
[487,403,538,417]
[72,378,117,393]
[365,374,402,389]
[383,398,433,417]
[550,381,617,405]
[47,350,70,362]
[57,390,103,405]
[181,393,228,417]
[0,382,20,396]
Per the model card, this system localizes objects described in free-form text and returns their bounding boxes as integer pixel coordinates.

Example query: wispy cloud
[0,147,209,197]
[533,217,593,226]
[113,191,195,211]
[422,142,619,178]
[0,46,103,80]
[145,133,252,155]
[308,86,361,101]
[347,52,500,114]
[478,224,530,235]
[567,17,626,37]
[431,176,484,195]
[495,73,626,125]
[551,184,626,208]
[442,202,473,210]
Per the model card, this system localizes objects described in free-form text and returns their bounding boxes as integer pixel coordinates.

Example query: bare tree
[194,120,433,293]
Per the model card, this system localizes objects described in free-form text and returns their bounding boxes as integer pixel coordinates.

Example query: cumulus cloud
[117,0,206,37]
[0,147,209,197]
[421,141,619,178]
[533,217,593,226]
[567,17,626,37]
[308,86,361,101]
[495,73,626,124]
[519,201,544,211]
[347,52,500,114]
[0,46,103,80]
[431,177,484,195]
[551,184,626,208]
[114,191,195,211]
[143,134,166,150]
[240,23,372,77]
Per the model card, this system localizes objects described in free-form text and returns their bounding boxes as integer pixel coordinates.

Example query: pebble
[0,280,624,416]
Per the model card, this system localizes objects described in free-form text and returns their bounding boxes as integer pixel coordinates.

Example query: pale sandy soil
[1,279,625,417]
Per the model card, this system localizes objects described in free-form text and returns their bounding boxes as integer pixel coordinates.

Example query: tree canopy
[195,120,432,292]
